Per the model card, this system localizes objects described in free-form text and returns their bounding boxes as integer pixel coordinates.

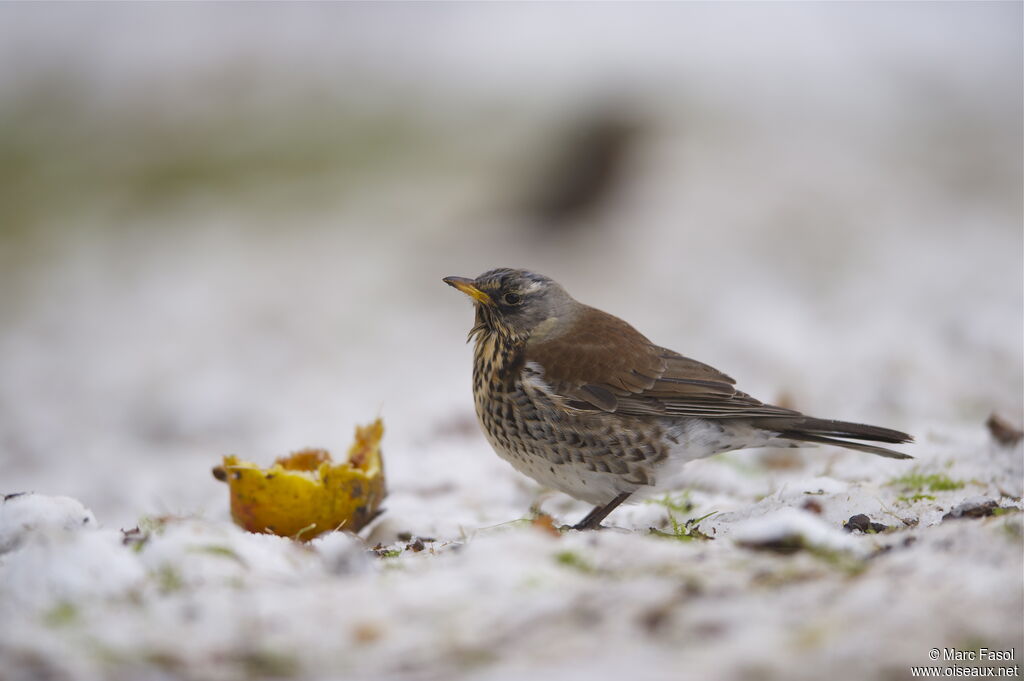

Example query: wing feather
[525,305,798,419]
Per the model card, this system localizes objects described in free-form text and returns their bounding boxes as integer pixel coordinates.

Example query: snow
[729,507,864,555]
[1,3,1022,681]
[0,494,96,554]
[2,465,1021,680]
[0,502,142,611]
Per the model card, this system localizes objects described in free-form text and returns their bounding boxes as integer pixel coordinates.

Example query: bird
[443,268,913,531]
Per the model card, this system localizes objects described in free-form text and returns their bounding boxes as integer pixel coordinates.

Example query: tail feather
[775,432,913,460]
[752,416,914,460]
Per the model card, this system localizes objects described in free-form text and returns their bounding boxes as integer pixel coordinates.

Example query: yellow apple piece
[213,419,385,539]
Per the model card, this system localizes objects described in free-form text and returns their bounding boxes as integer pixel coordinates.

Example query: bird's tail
[751,416,914,460]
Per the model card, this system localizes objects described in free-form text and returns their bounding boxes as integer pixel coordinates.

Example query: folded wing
[525,305,799,420]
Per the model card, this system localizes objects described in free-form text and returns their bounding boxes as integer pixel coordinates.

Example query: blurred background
[1,3,1020,529]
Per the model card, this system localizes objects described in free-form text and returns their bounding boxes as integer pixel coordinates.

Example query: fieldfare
[444,268,912,530]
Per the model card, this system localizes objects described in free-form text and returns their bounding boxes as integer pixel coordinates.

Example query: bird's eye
[502,292,522,306]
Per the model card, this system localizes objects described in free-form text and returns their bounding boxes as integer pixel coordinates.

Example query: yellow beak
[443,276,493,305]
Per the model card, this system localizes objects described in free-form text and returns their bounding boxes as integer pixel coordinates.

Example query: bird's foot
[559,520,606,532]
[569,520,606,531]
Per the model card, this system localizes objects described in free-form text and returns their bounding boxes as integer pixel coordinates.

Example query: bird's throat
[471,328,526,392]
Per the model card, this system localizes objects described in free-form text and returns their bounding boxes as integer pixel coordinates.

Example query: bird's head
[444,268,576,343]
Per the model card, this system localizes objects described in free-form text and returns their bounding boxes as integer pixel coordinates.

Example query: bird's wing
[524,304,798,419]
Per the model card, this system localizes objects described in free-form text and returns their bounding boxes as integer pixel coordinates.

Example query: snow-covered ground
[1,4,1021,680]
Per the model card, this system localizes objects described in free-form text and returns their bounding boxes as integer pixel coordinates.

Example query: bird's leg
[572,492,632,531]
